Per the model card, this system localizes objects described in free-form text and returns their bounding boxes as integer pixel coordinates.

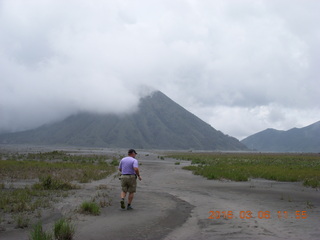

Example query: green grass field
[167,152,320,188]
[0,151,116,183]
[0,150,117,228]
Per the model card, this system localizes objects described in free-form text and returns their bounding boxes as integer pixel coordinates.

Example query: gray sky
[1,0,319,140]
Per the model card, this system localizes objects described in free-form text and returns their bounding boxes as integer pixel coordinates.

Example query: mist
[1,0,319,139]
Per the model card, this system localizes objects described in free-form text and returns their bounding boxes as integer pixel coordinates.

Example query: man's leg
[121,191,126,199]
[120,191,126,209]
[125,177,136,210]
[120,177,128,209]
[127,192,134,210]
[128,192,134,204]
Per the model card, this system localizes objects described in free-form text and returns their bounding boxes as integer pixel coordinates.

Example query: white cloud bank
[0,0,319,139]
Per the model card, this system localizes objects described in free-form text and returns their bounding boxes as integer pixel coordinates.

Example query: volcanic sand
[1,149,319,240]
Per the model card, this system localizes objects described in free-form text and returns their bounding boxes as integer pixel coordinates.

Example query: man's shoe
[127,205,133,210]
[120,200,125,209]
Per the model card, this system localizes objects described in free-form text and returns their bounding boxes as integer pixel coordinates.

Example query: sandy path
[74,153,194,240]
[1,150,319,239]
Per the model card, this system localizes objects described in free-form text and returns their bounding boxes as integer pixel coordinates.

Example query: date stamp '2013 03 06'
[208,210,308,220]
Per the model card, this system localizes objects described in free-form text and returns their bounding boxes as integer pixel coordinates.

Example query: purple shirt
[119,156,138,175]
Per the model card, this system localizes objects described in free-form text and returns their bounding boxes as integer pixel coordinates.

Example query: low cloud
[1,0,319,139]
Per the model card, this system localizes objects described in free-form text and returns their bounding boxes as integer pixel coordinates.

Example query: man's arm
[118,160,122,173]
[134,167,142,181]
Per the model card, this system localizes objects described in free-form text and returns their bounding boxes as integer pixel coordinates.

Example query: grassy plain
[168,152,320,188]
[0,150,117,231]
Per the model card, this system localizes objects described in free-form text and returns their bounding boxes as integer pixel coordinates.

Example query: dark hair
[128,149,137,154]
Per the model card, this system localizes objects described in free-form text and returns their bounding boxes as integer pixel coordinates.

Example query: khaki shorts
[121,175,137,193]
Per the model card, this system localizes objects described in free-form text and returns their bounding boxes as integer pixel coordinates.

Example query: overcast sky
[1,0,319,140]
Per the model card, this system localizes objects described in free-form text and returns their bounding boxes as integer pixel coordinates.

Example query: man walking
[118,149,142,210]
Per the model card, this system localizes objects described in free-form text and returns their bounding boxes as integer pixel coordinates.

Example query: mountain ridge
[241,121,320,152]
[0,91,248,151]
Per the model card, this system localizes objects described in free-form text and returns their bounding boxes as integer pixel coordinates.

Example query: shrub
[303,177,320,188]
[80,201,100,215]
[33,175,76,190]
[29,222,53,240]
[110,157,119,166]
[14,213,30,228]
[54,218,75,240]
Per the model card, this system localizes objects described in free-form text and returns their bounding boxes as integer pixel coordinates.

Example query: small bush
[303,177,320,188]
[110,157,119,166]
[29,222,53,240]
[33,175,76,190]
[54,218,75,240]
[96,184,108,190]
[14,213,30,229]
[80,201,100,215]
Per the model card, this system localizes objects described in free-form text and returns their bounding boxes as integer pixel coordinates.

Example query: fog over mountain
[1,0,319,140]
[0,91,247,151]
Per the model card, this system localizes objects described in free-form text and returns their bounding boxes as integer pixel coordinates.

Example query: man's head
[128,149,137,156]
